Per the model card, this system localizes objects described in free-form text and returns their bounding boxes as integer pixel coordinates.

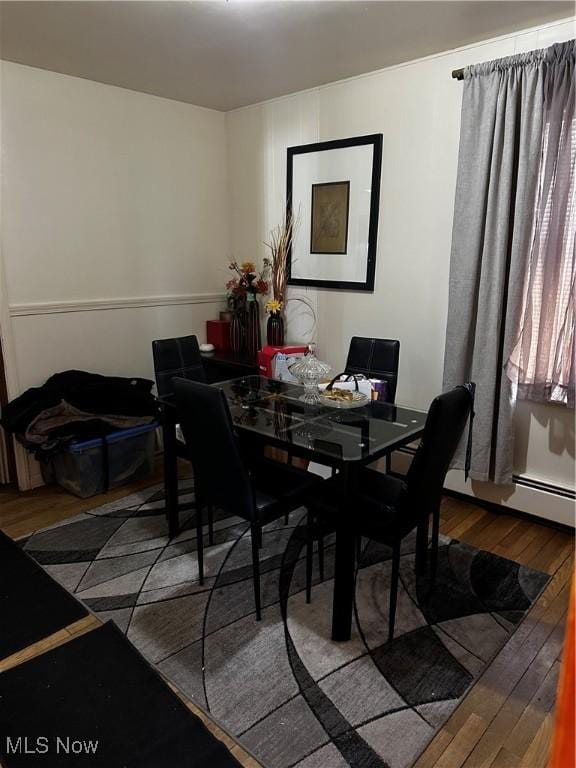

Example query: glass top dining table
[215,376,428,641]
[215,375,427,467]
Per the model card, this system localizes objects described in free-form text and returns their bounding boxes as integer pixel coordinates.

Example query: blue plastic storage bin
[42,422,159,498]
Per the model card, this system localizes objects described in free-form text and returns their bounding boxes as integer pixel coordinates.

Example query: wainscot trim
[9,294,227,317]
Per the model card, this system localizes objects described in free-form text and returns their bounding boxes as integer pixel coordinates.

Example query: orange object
[549,573,575,768]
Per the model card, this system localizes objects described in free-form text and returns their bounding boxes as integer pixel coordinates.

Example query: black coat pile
[1,370,158,458]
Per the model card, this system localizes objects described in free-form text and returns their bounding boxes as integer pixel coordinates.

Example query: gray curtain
[443,41,574,485]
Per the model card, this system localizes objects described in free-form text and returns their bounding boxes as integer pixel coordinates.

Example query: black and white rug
[21,480,549,768]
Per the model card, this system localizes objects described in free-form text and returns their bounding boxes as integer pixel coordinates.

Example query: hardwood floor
[0,459,168,540]
[0,478,573,768]
[415,496,573,768]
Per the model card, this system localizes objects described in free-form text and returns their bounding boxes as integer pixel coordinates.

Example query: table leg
[331,463,358,641]
[163,417,179,539]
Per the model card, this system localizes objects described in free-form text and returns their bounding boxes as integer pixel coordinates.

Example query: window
[506,80,575,407]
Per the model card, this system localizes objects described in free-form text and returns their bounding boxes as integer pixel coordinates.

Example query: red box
[257,345,308,378]
[206,320,231,352]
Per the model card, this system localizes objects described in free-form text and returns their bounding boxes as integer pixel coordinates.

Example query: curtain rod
[452,68,464,80]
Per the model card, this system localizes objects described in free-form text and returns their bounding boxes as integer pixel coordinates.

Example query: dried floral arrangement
[264,211,294,315]
[226,261,270,313]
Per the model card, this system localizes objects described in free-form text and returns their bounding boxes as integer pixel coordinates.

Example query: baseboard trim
[9,293,227,317]
[513,474,575,500]
[395,446,575,500]
[392,447,575,528]
[387,465,573,532]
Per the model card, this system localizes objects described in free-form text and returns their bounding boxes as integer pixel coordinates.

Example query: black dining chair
[173,377,322,621]
[305,383,475,641]
[344,336,400,474]
[152,335,214,542]
[152,335,206,398]
[345,337,400,404]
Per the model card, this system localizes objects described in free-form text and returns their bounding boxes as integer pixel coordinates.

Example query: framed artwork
[310,181,350,255]
[287,134,383,291]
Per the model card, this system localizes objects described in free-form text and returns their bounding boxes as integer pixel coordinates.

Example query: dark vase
[246,294,261,359]
[267,313,285,346]
[230,313,244,353]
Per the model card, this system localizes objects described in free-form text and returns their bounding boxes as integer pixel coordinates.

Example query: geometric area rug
[20,480,550,768]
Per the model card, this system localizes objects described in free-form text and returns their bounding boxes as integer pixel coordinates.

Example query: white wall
[1,22,574,514]
[227,18,576,525]
[0,62,229,487]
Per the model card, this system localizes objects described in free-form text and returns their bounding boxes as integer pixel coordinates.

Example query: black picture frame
[287,133,383,292]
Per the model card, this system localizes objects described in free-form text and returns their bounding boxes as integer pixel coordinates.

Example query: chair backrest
[344,337,400,403]
[406,384,474,517]
[173,377,255,521]
[152,335,206,398]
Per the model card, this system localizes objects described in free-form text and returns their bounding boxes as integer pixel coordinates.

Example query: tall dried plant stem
[265,210,295,306]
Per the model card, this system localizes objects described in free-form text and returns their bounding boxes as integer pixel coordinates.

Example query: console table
[201,351,260,384]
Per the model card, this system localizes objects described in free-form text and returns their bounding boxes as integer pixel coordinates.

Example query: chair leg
[208,504,215,545]
[163,419,180,539]
[306,515,314,604]
[318,534,325,581]
[430,507,440,588]
[385,453,392,475]
[388,541,401,642]
[256,524,263,549]
[251,523,262,620]
[196,506,204,586]
[284,510,290,525]
[415,516,429,576]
